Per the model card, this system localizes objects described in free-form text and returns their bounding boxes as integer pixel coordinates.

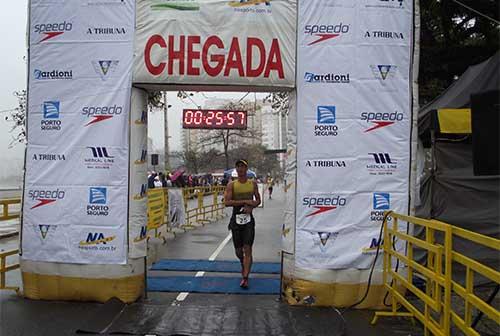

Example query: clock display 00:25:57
[182,109,247,129]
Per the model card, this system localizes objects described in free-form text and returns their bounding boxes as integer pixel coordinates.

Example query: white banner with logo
[129,88,149,258]
[295,0,414,269]
[134,0,296,89]
[168,189,186,228]
[22,0,135,264]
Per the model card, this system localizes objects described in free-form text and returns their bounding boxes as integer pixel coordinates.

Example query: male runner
[224,159,261,288]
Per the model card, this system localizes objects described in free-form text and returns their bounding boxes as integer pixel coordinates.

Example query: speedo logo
[34,21,73,42]
[303,196,347,217]
[361,111,403,132]
[28,189,65,209]
[82,104,123,126]
[304,23,349,46]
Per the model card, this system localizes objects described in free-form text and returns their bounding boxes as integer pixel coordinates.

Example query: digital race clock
[182,109,247,130]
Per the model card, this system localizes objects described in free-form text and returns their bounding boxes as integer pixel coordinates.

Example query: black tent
[416,52,499,265]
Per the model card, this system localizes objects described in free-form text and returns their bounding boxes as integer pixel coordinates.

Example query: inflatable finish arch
[22,0,418,307]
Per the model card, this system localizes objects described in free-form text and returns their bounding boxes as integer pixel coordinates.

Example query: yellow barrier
[0,198,21,221]
[372,212,500,336]
[0,249,20,293]
[182,186,226,229]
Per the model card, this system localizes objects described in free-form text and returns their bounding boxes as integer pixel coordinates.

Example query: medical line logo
[304,23,349,46]
[303,196,347,217]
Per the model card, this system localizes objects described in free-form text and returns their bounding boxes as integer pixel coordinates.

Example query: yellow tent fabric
[437,108,471,134]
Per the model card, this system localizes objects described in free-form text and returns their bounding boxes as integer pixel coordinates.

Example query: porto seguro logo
[314,106,339,137]
[41,101,62,131]
[87,187,109,216]
[371,192,390,221]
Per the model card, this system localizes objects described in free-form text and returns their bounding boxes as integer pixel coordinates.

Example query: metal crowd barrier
[372,212,500,336]
[146,186,226,239]
[0,198,21,221]
[0,249,20,293]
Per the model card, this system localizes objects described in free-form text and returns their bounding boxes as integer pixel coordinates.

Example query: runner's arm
[248,181,261,207]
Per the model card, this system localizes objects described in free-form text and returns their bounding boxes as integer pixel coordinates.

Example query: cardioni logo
[304,72,350,84]
[28,188,65,209]
[144,35,284,79]
[303,196,347,217]
[150,0,200,11]
[82,104,123,126]
[361,111,403,132]
[34,69,73,80]
[33,21,72,42]
[304,23,349,46]
[92,60,119,80]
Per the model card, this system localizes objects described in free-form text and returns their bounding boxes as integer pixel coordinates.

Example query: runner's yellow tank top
[232,180,254,201]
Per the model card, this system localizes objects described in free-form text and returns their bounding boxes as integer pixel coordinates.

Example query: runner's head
[235,159,248,179]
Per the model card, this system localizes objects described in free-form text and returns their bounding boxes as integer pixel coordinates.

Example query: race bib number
[235,214,251,225]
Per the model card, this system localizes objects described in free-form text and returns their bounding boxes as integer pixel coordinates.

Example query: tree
[228,144,281,177]
[5,90,27,147]
[175,148,222,174]
[197,100,263,169]
[419,0,499,105]
[264,91,290,117]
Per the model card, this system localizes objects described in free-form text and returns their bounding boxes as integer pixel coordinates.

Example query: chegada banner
[134,0,296,89]
[22,0,135,264]
[295,0,414,269]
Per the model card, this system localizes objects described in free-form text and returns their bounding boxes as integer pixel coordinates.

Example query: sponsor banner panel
[297,192,408,232]
[139,0,295,23]
[68,226,126,264]
[21,223,71,263]
[30,43,133,85]
[26,145,128,186]
[28,82,131,114]
[361,0,412,13]
[168,189,186,228]
[295,223,406,269]
[299,7,355,47]
[27,109,129,147]
[134,0,296,87]
[358,9,411,46]
[30,0,134,45]
[298,46,355,88]
[24,185,128,227]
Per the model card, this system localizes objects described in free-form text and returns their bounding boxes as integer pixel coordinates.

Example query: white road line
[174,232,233,303]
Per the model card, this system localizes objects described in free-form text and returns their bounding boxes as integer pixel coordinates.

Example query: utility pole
[163,91,170,171]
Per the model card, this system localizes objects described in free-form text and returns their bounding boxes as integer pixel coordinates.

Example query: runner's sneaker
[240,277,249,289]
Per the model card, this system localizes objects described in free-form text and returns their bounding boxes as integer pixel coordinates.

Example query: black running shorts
[231,222,255,249]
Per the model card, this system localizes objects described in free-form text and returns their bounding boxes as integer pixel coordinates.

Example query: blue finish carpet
[151,259,281,274]
[147,276,280,294]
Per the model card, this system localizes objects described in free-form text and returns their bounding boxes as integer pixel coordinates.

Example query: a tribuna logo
[87,27,126,35]
[34,69,73,80]
[365,31,404,40]
[32,153,66,161]
[306,160,346,168]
